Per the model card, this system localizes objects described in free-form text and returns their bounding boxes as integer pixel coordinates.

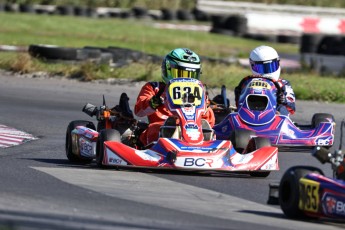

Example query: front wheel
[230,129,256,153]
[247,137,272,178]
[279,166,323,219]
[96,129,121,168]
[65,120,96,164]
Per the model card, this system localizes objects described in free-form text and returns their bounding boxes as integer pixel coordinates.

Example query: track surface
[0,71,344,229]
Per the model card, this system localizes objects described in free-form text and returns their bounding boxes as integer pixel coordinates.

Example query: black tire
[96,129,121,168]
[18,4,35,13]
[277,35,300,44]
[230,129,256,153]
[132,6,148,19]
[317,36,343,55]
[223,15,248,36]
[279,166,323,219]
[65,120,96,163]
[55,5,75,16]
[29,44,79,60]
[311,113,334,128]
[161,8,176,20]
[248,137,272,178]
[74,6,88,17]
[176,9,194,21]
[299,34,324,53]
[192,8,210,22]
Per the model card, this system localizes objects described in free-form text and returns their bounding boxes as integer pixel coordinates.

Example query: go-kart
[212,76,335,151]
[268,119,345,220]
[65,78,279,177]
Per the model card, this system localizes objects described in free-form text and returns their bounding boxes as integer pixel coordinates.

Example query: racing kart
[269,119,345,220]
[65,78,279,177]
[212,76,335,151]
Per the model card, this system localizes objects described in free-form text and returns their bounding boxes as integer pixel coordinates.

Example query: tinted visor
[250,58,280,74]
[170,63,200,79]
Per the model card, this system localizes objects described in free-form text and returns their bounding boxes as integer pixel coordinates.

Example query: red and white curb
[0,124,38,148]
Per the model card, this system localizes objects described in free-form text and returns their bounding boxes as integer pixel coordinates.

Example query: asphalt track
[0,70,344,230]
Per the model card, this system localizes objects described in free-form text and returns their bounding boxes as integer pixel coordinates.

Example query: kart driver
[134,48,215,147]
[235,45,296,116]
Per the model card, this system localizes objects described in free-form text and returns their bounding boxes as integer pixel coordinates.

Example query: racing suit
[234,75,296,116]
[135,81,215,147]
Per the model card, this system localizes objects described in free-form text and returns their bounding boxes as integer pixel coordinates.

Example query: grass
[0,12,344,103]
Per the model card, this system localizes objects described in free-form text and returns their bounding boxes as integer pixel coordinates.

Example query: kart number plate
[168,81,203,106]
[299,178,320,213]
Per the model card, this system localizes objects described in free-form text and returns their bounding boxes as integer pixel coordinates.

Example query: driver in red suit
[134,48,215,147]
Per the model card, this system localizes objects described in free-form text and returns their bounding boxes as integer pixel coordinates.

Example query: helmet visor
[251,58,280,74]
[170,66,200,79]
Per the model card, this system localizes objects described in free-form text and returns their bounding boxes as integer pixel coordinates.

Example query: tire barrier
[210,15,248,36]
[161,8,176,21]
[317,35,345,55]
[176,9,194,21]
[277,35,300,45]
[3,3,345,54]
[192,8,211,22]
[27,44,164,67]
[18,4,35,13]
[299,34,324,53]
[26,44,238,68]
[28,44,114,65]
[300,34,345,56]
[132,7,149,19]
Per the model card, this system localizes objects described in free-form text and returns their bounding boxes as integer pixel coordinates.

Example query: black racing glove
[277,92,287,105]
[149,95,164,109]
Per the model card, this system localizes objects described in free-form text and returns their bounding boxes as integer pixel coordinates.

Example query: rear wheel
[65,120,96,163]
[311,113,334,128]
[248,137,272,178]
[96,129,121,168]
[279,166,323,219]
[230,129,256,153]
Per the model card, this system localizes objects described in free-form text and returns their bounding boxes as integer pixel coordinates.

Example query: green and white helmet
[161,48,201,84]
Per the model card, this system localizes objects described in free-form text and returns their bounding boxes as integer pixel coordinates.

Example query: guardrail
[197,0,345,17]
[198,0,345,35]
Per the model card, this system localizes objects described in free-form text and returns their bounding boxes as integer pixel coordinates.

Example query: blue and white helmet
[249,45,281,81]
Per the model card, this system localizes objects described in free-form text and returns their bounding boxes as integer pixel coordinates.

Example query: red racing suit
[134,81,215,147]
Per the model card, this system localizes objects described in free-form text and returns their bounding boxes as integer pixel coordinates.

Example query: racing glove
[149,95,164,109]
[277,92,287,105]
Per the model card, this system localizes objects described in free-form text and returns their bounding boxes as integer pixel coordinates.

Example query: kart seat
[160,117,181,139]
[202,119,214,141]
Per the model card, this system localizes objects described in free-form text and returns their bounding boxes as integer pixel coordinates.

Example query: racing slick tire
[311,113,334,128]
[65,120,96,164]
[279,166,323,219]
[96,129,121,168]
[230,129,256,153]
[247,137,272,178]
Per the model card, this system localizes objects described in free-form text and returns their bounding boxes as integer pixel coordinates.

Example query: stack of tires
[300,33,345,55]
[210,14,248,36]
[27,44,163,67]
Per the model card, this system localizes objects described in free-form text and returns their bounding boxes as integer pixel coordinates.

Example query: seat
[159,117,181,139]
[201,119,214,141]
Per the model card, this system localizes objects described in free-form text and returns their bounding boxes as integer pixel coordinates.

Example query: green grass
[0,13,298,57]
[0,12,344,103]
